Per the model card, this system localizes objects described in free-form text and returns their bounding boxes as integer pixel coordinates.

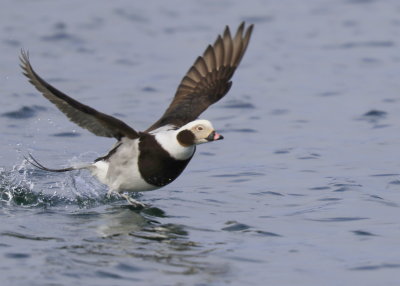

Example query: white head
[176,119,224,147]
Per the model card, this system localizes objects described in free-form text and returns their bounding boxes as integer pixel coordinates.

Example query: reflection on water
[97,206,163,237]
[0,165,228,282]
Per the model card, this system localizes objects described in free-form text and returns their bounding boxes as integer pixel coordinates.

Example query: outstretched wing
[20,50,139,140]
[146,22,253,131]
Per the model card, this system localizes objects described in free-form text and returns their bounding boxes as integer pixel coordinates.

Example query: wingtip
[238,21,245,32]
[222,22,254,43]
[246,23,254,37]
[223,25,231,38]
[19,49,32,76]
[237,22,255,36]
[19,48,30,63]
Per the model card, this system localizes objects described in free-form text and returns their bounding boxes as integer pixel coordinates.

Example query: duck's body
[91,125,196,193]
[21,23,253,206]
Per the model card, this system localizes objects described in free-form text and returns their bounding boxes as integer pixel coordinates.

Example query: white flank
[91,160,109,184]
[90,138,156,193]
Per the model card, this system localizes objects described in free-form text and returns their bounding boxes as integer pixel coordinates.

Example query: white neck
[154,130,195,160]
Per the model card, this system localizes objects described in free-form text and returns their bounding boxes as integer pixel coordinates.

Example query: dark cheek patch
[177,130,195,146]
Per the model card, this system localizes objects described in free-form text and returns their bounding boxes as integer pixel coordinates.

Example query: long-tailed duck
[21,22,253,207]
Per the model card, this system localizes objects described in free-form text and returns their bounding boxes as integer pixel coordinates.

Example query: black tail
[24,154,75,173]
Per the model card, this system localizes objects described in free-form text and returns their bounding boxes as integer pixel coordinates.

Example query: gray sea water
[1,0,400,285]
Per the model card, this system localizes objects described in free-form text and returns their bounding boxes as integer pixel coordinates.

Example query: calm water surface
[1,0,400,285]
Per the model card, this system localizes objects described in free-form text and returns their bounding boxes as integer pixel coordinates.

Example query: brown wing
[146,22,254,131]
[20,50,139,140]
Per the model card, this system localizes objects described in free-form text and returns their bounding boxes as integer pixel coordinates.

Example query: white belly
[90,139,157,193]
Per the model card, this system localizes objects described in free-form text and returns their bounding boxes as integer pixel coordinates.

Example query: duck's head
[177,119,223,147]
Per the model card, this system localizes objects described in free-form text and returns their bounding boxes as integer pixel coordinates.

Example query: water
[1,0,400,285]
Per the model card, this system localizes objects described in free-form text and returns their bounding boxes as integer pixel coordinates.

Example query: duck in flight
[21,22,254,207]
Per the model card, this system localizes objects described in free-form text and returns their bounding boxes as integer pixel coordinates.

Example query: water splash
[0,158,120,208]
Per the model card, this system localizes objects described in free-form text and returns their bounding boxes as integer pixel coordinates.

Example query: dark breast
[138,133,194,187]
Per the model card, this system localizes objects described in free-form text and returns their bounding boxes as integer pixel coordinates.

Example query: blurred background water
[1,0,400,285]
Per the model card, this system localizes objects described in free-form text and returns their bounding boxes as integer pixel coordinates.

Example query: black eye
[197,126,204,131]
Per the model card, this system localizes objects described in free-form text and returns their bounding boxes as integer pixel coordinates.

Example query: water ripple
[222,221,281,237]
[350,263,400,271]
[52,132,81,137]
[1,231,65,242]
[309,217,369,222]
[351,230,377,237]
[222,99,255,109]
[1,105,46,119]
[325,41,395,49]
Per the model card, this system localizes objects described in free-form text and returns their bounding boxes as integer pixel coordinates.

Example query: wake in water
[0,154,129,208]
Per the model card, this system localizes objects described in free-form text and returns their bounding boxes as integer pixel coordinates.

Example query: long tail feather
[24,154,75,173]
